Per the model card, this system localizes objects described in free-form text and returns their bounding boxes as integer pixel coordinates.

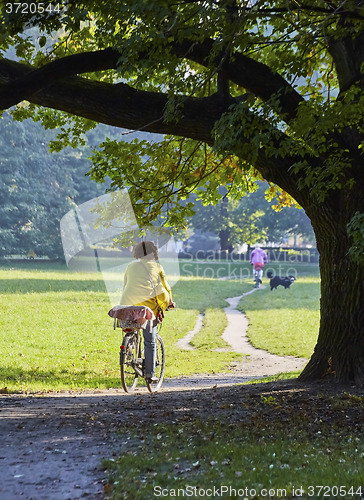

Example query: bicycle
[109,303,175,393]
[252,263,265,288]
[119,323,165,393]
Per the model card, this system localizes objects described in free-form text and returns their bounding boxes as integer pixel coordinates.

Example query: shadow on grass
[103,379,363,499]
[1,377,361,499]
[0,365,121,393]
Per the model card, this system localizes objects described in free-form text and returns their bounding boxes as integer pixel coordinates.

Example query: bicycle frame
[120,329,144,376]
[113,304,174,393]
[119,323,165,393]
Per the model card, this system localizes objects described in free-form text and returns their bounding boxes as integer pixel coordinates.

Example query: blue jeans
[143,321,157,378]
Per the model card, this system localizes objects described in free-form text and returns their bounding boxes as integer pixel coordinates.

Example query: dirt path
[175,287,307,377]
[0,288,308,500]
[220,288,307,377]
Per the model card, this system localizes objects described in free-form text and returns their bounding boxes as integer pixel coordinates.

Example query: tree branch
[0,48,120,110]
[173,39,304,122]
[0,57,225,143]
[327,30,364,92]
[249,5,364,20]
[0,58,310,206]
[0,37,303,123]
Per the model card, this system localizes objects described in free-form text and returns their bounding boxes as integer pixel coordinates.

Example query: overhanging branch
[0,37,303,123]
[0,57,311,206]
[0,57,223,143]
[173,39,304,122]
[0,48,120,110]
[249,5,364,20]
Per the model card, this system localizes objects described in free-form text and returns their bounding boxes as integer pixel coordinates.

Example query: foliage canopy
[1,0,362,233]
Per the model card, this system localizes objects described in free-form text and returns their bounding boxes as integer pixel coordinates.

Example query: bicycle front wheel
[120,335,139,393]
[146,334,165,393]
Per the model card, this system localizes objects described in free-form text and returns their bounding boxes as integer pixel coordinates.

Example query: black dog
[266,271,296,291]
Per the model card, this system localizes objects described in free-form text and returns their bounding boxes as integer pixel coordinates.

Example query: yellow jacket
[120,260,172,316]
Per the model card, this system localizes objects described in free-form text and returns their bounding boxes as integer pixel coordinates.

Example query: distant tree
[0,113,70,257]
[189,193,266,251]
[262,206,316,246]
[0,112,106,258]
[244,183,316,245]
[188,183,315,250]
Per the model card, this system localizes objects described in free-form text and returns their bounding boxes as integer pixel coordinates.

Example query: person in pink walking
[250,243,268,287]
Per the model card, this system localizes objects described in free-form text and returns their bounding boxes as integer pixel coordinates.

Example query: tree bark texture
[300,182,364,385]
[0,58,228,144]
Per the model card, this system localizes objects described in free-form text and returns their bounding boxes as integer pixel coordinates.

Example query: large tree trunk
[300,188,364,385]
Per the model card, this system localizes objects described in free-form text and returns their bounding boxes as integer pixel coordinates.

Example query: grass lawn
[0,261,319,393]
[0,263,252,392]
[2,262,362,499]
[239,276,320,358]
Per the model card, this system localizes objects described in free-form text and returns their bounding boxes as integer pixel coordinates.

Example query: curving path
[169,286,307,386]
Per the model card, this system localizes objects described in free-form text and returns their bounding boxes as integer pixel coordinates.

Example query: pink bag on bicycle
[108,305,154,329]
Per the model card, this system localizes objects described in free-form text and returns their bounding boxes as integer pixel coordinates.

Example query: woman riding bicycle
[250,243,268,285]
[120,241,174,383]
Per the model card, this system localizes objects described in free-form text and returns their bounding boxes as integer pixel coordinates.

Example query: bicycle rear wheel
[120,334,139,393]
[146,334,165,393]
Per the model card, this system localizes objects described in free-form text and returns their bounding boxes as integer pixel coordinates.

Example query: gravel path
[175,286,307,377]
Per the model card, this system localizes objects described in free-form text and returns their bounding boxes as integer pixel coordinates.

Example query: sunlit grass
[156,277,251,378]
[0,267,117,392]
[239,276,320,358]
[0,266,250,392]
[0,263,320,392]
[190,308,228,350]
